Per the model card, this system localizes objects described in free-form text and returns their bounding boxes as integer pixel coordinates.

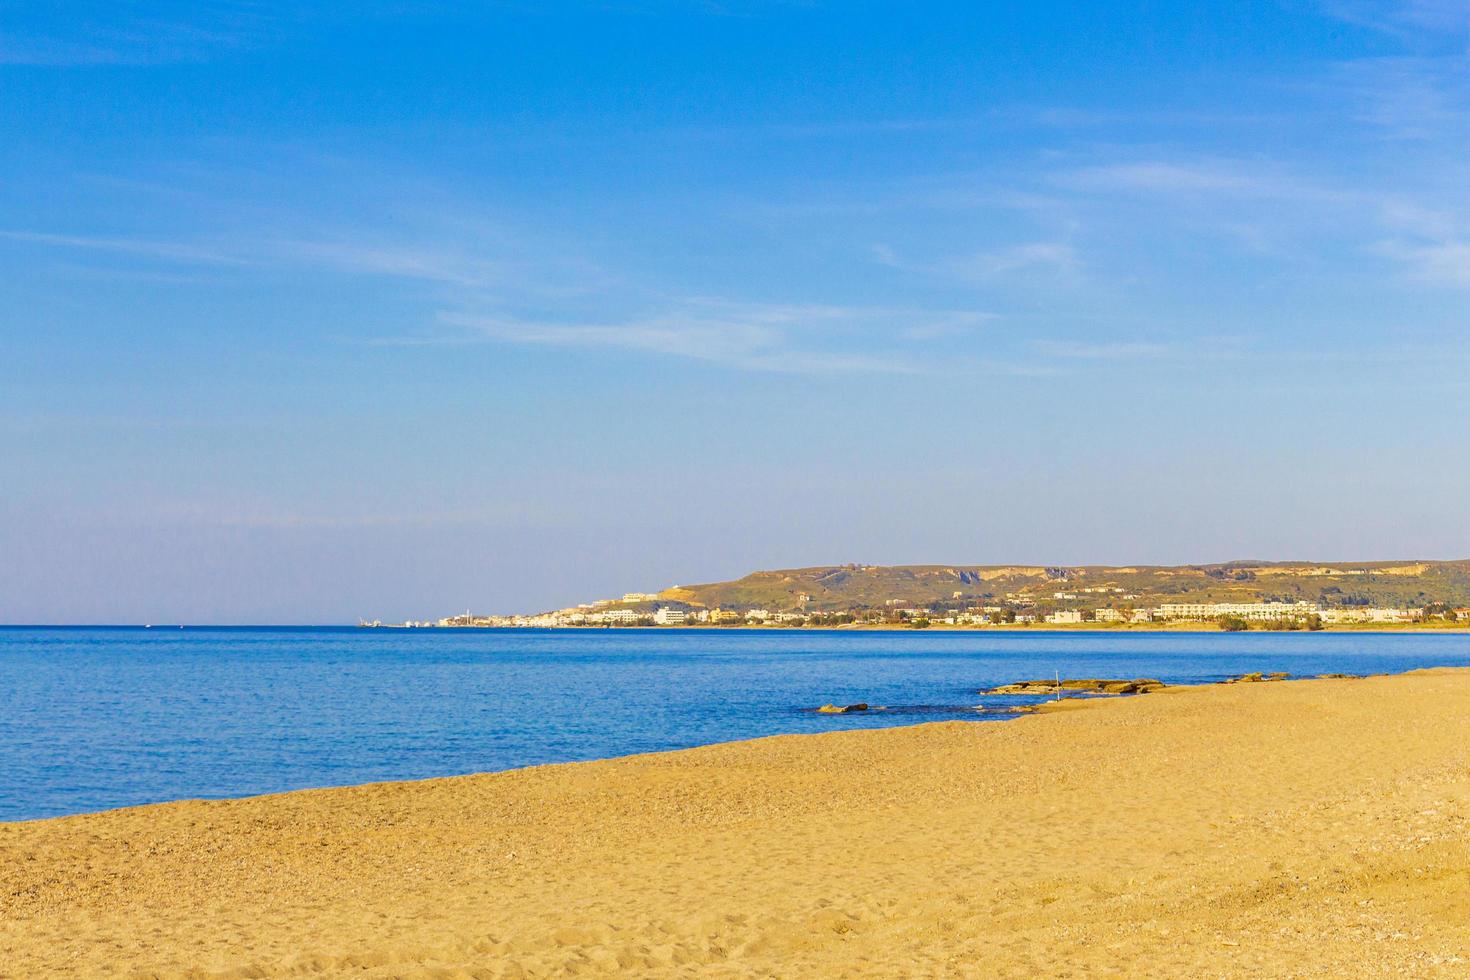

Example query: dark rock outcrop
[981,678,1165,696]
[1222,672,1290,684]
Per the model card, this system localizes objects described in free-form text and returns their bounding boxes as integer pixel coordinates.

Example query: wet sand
[4,669,1470,977]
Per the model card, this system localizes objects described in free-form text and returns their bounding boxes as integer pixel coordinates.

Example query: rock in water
[981,679,1165,696]
[817,703,870,714]
[1223,672,1290,684]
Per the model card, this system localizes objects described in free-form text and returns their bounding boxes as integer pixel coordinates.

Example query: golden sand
[5,670,1470,977]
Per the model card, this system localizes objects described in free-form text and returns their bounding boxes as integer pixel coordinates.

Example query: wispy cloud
[875,239,1080,286]
[1317,0,1469,44]
[0,36,126,67]
[1312,0,1469,153]
[0,5,278,67]
[0,229,250,265]
[1,201,1003,371]
[1058,161,1293,197]
[1034,340,1172,360]
[1377,239,1470,288]
[441,315,920,375]
[3,2,809,69]
[944,242,1079,282]
[1079,160,1470,291]
[670,105,1289,147]
[195,506,542,531]
[278,240,508,289]
[1330,55,1470,140]
[1,223,610,298]
[391,301,1000,375]
[1372,195,1470,289]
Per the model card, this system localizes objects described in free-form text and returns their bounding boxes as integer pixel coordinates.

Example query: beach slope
[4,670,1470,977]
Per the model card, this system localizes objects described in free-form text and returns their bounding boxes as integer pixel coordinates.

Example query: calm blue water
[3,626,1469,822]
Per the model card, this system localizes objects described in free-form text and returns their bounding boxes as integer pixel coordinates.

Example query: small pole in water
[1055,669,1061,701]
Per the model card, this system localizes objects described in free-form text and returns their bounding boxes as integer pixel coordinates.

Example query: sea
[3,625,1469,822]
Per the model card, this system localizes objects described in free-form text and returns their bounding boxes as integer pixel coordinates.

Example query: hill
[655,560,1470,614]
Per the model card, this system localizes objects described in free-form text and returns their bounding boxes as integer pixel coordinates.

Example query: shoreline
[703,621,1470,632]
[6,668,1470,976]
[4,622,1466,633]
[2,664,1453,826]
[378,622,1470,633]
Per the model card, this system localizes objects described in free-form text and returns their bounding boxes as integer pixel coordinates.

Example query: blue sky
[2,1,1467,623]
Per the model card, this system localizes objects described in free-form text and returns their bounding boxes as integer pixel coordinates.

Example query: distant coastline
[372,559,1470,632]
[365,621,1470,633]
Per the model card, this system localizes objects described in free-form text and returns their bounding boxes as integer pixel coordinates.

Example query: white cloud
[279,240,507,289]
[1034,340,1171,360]
[0,35,126,66]
[0,7,277,67]
[1332,56,1470,140]
[1378,239,1470,288]
[0,229,249,265]
[874,239,1080,286]
[943,242,1078,282]
[1060,161,1287,197]
[410,301,1000,375]
[0,224,609,299]
[1317,0,1469,42]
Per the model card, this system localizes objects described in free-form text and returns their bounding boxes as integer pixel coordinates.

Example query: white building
[1156,601,1319,621]
[1046,610,1084,624]
[593,609,637,625]
[1318,607,1419,624]
[653,608,687,626]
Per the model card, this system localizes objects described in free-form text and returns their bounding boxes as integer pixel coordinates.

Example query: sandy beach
[5,670,1470,978]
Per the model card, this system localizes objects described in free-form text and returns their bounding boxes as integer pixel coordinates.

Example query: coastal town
[364,561,1470,631]
[368,591,1469,631]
